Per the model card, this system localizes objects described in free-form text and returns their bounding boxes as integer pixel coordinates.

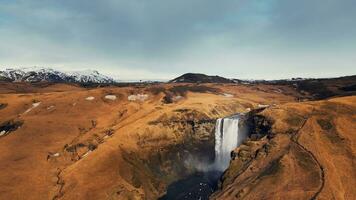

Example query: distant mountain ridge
[169,73,235,83]
[0,67,115,83]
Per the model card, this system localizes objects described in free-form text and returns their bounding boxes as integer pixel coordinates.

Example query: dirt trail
[291,118,325,200]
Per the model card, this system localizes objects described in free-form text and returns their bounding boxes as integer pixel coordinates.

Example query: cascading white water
[214,115,245,171]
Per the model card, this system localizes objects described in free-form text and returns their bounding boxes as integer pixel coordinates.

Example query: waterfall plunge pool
[159,115,247,200]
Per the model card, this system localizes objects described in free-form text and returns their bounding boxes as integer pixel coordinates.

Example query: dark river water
[159,170,222,200]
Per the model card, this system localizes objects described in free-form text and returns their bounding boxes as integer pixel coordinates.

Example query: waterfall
[161,115,245,199]
[213,115,244,171]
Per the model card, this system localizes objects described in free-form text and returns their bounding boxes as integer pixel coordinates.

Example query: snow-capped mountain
[0,67,115,83]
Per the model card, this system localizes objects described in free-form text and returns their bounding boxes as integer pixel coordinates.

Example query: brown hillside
[213,96,356,200]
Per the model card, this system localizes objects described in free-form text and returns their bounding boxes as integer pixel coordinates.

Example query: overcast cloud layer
[0,0,355,80]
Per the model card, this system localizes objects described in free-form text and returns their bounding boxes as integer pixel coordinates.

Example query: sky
[0,0,355,80]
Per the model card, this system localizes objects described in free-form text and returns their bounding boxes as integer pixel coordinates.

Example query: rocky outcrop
[131,110,218,197]
[244,109,273,140]
[0,120,23,137]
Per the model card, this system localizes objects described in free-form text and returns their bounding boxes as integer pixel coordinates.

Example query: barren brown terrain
[0,80,355,200]
[213,96,356,200]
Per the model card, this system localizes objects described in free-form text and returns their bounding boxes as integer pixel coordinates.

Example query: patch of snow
[222,93,234,98]
[105,95,117,100]
[47,105,55,110]
[128,94,149,101]
[47,152,60,160]
[24,102,41,114]
[172,95,183,101]
[0,130,7,136]
[82,151,92,158]
[257,104,269,108]
[85,96,95,101]
[65,69,114,83]
[33,102,41,107]
[52,152,60,157]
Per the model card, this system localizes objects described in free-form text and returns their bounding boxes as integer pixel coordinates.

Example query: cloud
[0,0,355,79]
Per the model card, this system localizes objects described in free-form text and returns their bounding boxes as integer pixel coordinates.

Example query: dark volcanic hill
[170,73,234,83]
